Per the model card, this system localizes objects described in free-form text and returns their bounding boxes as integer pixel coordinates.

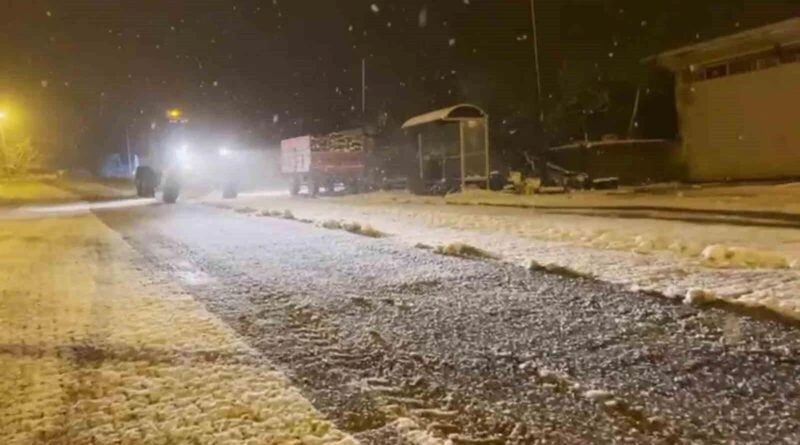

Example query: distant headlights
[175,145,193,169]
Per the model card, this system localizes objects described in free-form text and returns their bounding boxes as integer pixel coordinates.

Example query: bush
[1,138,38,177]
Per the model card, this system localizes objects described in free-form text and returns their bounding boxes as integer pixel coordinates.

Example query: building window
[729,58,756,75]
[687,67,705,82]
[757,56,780,69]
[705,64,728,79]
[690,46,799,83]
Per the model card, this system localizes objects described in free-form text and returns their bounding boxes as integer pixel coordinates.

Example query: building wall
[547,141,680,185]
[677,62,800,181]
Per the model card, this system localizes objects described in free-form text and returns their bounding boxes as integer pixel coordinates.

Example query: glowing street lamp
[0,111,7,149]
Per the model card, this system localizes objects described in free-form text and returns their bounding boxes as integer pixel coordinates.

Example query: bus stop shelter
[401,104,490,192]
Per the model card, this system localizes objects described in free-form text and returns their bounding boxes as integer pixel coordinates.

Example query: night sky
[1,1,797,166]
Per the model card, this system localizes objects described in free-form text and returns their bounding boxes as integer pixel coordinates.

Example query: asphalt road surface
[96,202,800,445]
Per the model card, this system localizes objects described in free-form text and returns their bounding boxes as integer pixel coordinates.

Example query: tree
[544,59,611,146]
[1,137,39,176]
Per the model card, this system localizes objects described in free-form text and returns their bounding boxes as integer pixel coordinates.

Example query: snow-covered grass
[434,242,497,260]
[318,219,386,238]
[210,195,800,322]
[254,208,386,238]
[0,178,76,205]
[0,214,358,444]
[344,222,384,238]
[528,259,591,279]
[235,206,258,214]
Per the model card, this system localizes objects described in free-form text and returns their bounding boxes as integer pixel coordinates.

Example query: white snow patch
[684,288,717,305]
[583,389,615,402]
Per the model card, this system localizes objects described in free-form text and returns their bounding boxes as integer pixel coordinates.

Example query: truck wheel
[222,184,238,199]
[308,179,319,197]
[135,166,157,198]
[163,185,179,204]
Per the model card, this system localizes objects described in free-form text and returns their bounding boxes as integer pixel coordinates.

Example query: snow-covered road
[94,202,800,444]
[0,210,356,444]
[210,193,800,321]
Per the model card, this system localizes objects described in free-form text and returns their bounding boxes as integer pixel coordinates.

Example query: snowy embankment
[0,177,135,209]
[0,176,77,206]
[213,193,800,321]
[0,214,357,444]
[350,183,800,215]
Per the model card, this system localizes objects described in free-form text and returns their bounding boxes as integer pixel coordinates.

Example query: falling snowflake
[213,81,219,87]
[387,22,392,28]
[40,80,48,88]
[273,114,279,123]
[448,38,456,46]
[348,25,353,32]
[608,52,614,58]
[370,4,380,13]
[418,7,427,28]
[640,20,648,27]
[463,0,470,4]
[46,10,52,17]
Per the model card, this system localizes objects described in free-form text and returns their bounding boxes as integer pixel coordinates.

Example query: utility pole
[125,126,132,175]
[530,0,544,124]
[361,58,367,118]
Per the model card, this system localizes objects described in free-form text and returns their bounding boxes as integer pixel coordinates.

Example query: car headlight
[175,145,192,169]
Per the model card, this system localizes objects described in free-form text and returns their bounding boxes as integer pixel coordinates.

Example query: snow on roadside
[339,192,800,270]
[0,178,77,205]
[0,214,358,445]
[215,196,800,321]
[346,184,800,215]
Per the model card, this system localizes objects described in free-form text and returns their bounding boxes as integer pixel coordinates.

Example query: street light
[166,108,188,124]
[0,111,7,149]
